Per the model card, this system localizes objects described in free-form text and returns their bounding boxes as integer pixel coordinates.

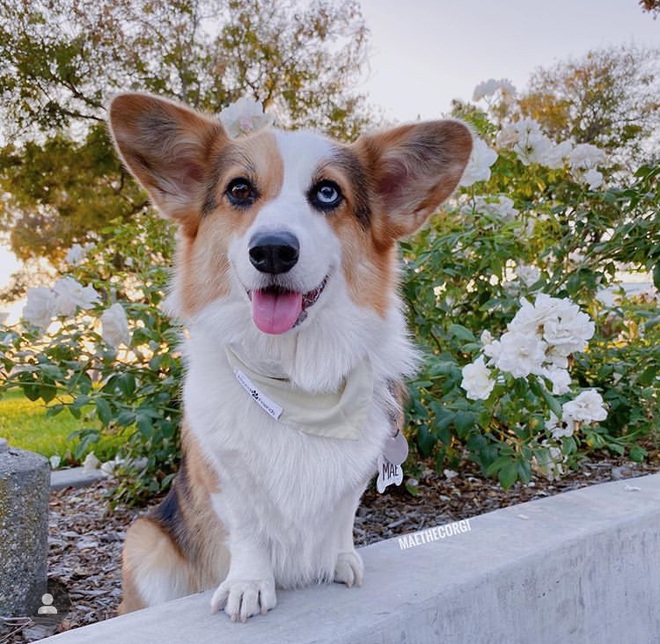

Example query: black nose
[248,231,300,275]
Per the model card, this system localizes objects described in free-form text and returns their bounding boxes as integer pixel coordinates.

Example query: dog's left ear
[356,121,472,240]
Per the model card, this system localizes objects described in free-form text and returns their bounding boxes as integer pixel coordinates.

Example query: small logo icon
[37,593,58,615]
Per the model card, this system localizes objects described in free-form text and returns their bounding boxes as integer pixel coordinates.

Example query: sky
[358,0,658,122]
[0,0,658,299]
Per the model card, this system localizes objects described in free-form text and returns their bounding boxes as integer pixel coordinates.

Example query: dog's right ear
[108,93,228,225]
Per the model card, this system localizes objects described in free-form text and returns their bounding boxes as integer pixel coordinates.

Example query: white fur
[178,129,418,619]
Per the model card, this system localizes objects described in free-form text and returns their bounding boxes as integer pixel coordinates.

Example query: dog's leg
[332,490,364,588]
[119,517,195,613]
[209,526,276,622]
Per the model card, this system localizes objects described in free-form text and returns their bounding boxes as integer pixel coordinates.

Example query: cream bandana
[226,347,374,440]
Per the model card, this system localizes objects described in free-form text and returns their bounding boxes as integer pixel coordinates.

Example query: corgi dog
[108,93,471,622]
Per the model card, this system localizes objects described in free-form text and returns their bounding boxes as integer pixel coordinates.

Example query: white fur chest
[181,295,416,586]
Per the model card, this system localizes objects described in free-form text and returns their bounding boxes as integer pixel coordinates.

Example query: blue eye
[310,180,343,210]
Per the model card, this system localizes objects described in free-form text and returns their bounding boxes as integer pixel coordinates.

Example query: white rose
[509,294,578,337]
[515,264,541,287]
[513,131,553,166]
[23,287,56,330]
[569,143,606,170]
[543,308,595,354]
[467,195,519,221]
[480,330,494,347]
[546,412,576,438]
[101,303,130,348]
[218,97,274,138]
[562,390,608,423]
[583,168,603,190]
[483,338,503,364]
[53,277,100,316]
[541,366,572,395]
[493,330,546,378]
[545,346,570,370]
[534,439,568,480]
[459,137,498,187]
[82,451,101,472]
[461,356,495,400]
[472,78,500,101]
[540,140,573,169]
[497,118,542,149]
[65,243,86,265]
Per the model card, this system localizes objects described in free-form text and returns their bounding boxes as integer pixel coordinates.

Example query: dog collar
[226,346,373,440]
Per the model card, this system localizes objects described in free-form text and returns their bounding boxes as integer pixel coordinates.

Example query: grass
[0,390,124,463]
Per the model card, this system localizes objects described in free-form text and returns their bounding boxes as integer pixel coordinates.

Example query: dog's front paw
[334,550,364,588]
[210,578,277,622]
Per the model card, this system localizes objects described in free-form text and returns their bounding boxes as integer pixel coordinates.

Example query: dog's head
[108,94,471,337]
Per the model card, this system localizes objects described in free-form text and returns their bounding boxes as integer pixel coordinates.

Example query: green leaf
[40,384,57,403]
[629,444,647,462]
[22,383,41,401]
[638,366,656,386]
[95,398,113,425]
[448,324,476,343]
[116,410,136,427]
[136,415,153,439]
[40,364,62,380]
[498,461,519,489]
[117,373,136,397]
[453,411,477,438]
[46,404,65,417]
[536,380,563,418]
[415,424,437,457]
[77,372,93,395]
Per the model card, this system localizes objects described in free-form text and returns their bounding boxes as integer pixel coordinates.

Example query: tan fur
[177,131,285,316]
[318,121,472,318]
[329,206,396,317]
[119,427,228,613]
[306,163,393,317]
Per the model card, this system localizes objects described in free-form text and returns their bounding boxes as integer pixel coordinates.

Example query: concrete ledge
[44,474,660,643]
[50,467,105,491]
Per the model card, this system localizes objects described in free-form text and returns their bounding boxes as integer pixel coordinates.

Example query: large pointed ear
[355,121,472,240]
[107,93,228,222]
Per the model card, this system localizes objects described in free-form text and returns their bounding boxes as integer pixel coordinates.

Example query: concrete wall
[44,474,660,643]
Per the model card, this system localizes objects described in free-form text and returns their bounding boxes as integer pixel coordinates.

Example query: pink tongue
[251,290,303,335]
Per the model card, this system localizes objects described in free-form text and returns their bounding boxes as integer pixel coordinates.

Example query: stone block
[0,438,50,618]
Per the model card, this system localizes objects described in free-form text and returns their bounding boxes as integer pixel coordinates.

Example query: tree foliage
[518,45,660,172]
[639,0,660,17]
[0,0,373,264]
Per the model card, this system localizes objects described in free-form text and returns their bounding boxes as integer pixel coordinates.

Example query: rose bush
[0,90,658,501]
[402,80,658,488]
[0,211,181,504]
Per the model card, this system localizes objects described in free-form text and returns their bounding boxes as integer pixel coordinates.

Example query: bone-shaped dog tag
[382,431,408,466]
[377,454,403,493]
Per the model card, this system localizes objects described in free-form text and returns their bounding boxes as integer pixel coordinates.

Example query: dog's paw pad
[334,550,364,588]
[210,578,276,622]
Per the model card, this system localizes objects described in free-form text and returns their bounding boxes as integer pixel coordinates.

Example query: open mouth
[248,276,329,335]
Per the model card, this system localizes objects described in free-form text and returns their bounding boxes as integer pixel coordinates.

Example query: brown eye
[226,178,257,207]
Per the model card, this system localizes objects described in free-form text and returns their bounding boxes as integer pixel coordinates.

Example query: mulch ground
[2,453,659,642]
